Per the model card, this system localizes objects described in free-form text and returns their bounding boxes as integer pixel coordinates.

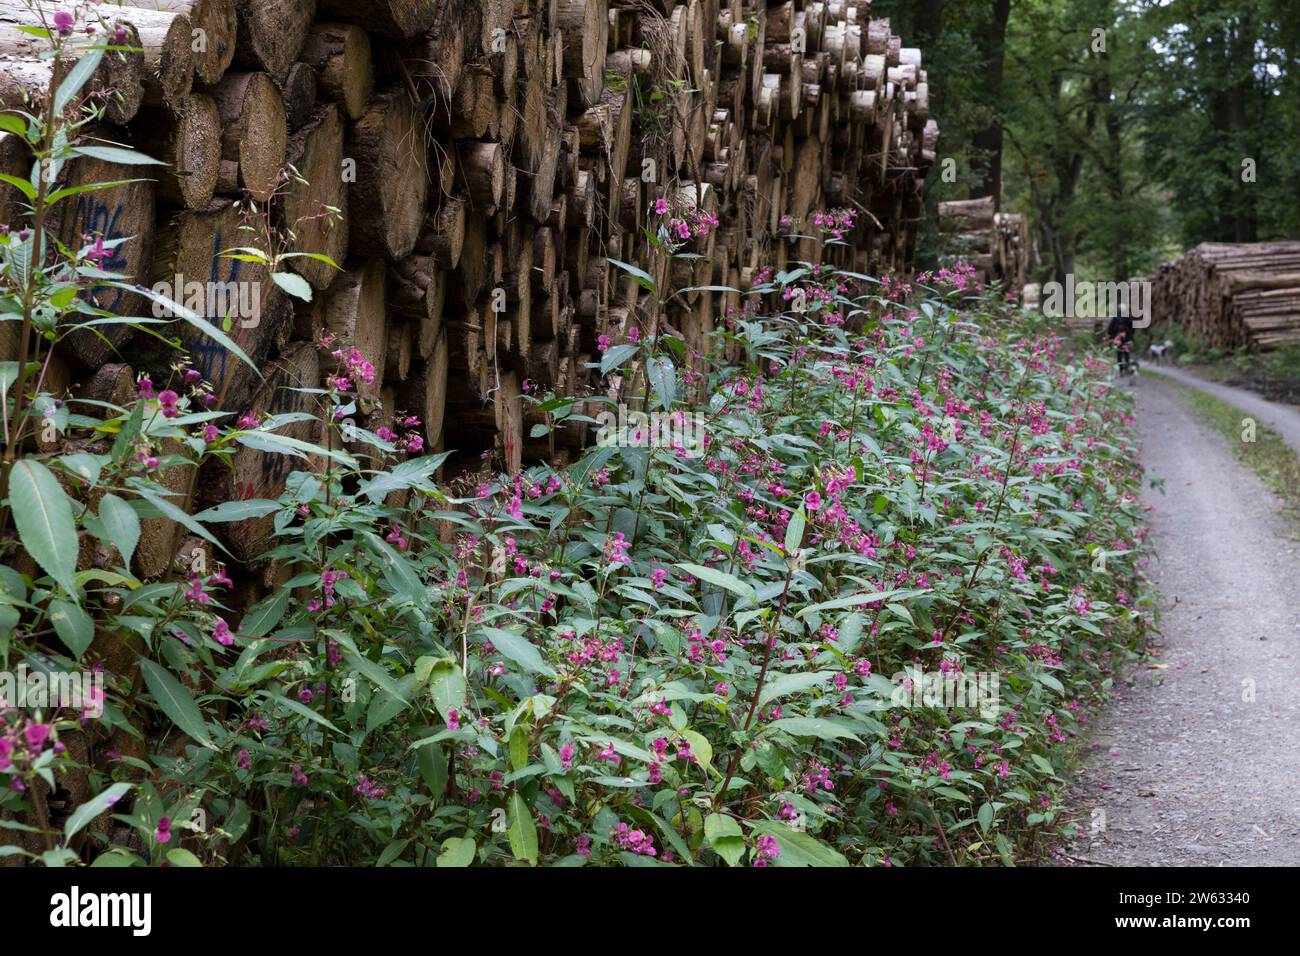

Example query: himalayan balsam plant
[0,7,1150,868]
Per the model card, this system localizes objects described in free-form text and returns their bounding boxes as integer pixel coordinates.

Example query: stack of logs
[937,195,1028,294]
[1,0,937,576]
[1148,242,1300,351]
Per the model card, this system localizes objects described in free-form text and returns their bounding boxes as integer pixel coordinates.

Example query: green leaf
[138,658,215,750]
[0,361,21,398]
[437,836,476,867]
[49,598,93,660]
[0,173,36,202]
[607,257,656,292]
[119,281,260,374]
[358,452,452,502]
[647,356,676,410]
[55,47,106,114]
[376,838,409,866]
[767,717,862,743]
[416,739,448,797]
[236,429,355,467]
[704,813,745,866]
[995,833,1016,866]
[342,643,409,707]
[360,530,425,607]
[978,802,994,834]
[270,271,313,301]
[8,460,79,596]
[481,626,554,676]
[757,670,835,709]
[165,848,203,867]
[509,724,529,772]
[425,661,467,721]
[750,821,849,867]
[56,454,103,487]
[600,343,640,375]
[131,484,227,554]
[507,792,538,865]
[675,562,757,603]
[257,691,343,735]
[46,179,149,205]
[191,499,281,522]
[795,588,908,618]
[784,507,806,555]
[63,783,131,845]
[71,145,165,166]
[238,589,289,637]
[679,729,713,770]
[91,494,140,566]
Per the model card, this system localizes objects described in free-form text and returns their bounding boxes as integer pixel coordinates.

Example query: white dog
[1148,339,1174,363]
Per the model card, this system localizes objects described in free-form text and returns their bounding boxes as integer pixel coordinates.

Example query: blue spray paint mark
[71,195,131,312]
[189,230,244,388]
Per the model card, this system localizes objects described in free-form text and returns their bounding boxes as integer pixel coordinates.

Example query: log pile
[3,0,937,568]
[937,195,1028,293]
[1148,242,1300,352]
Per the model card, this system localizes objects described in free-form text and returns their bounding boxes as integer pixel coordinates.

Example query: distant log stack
[937,195,1028,294]
[1149,242,1300,352]
[6,0,939,568]
[994,212,1028,293]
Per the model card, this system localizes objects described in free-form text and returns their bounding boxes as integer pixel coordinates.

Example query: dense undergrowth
[0,6,1152,868]
[2,250,1152,867]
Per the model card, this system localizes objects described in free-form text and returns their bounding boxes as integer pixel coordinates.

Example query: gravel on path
[1065,372,1300,866]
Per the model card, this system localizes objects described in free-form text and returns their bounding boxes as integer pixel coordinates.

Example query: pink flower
[84,235,107,264]
[155,817,172,844]
[611,822,656,856]
[212,618,233,646]
[447,709,460,731]
[804,491,822,511]
[157,389,180,418]
[753,834,781,866]
[24,722,50,750]
[602,531,631,566]
[185,575,209,604]
[53,11,74,36]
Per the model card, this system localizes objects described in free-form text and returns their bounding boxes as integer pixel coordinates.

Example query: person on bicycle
[1107,308,1135,372]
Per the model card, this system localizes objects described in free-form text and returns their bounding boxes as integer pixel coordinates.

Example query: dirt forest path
[1066,371,1300,866]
